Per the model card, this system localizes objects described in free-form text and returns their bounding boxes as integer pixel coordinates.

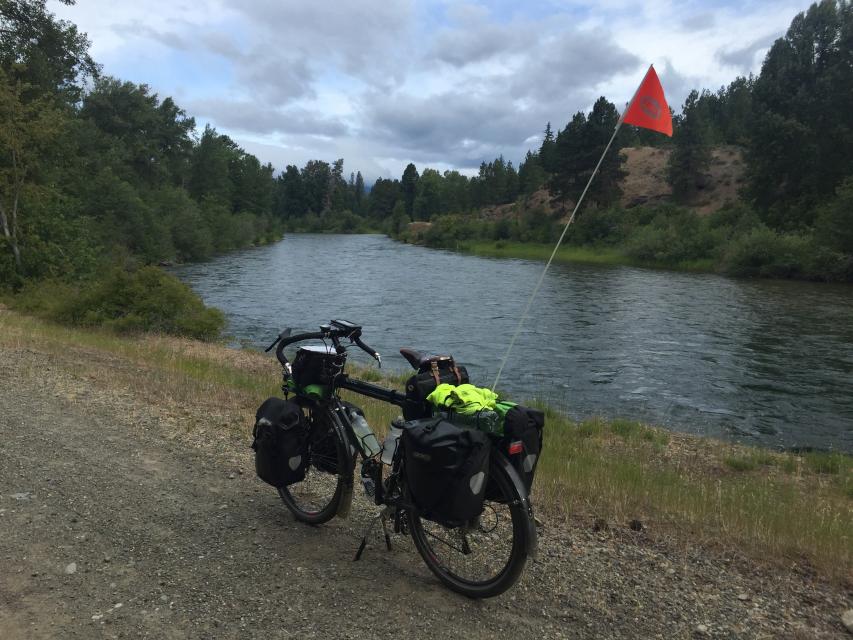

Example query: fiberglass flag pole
[492,65,672,391]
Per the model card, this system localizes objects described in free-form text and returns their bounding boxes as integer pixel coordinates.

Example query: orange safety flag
[622,65,673,137]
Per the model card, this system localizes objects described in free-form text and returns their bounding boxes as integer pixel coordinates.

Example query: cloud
[716,33,780,74]
[680,12,716,31]
[223,0,416,82]
[50,0,812,180]
[189,99,349,137]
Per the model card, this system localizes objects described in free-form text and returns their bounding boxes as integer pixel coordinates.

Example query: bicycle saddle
[400,348,433,370]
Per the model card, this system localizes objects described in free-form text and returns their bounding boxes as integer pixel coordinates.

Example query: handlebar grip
[354,336,381,364]
[275,330,326,367]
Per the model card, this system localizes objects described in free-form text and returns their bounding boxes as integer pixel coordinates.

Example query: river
[173,234,853,452]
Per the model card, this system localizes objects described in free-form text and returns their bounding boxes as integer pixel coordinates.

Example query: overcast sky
[51,0,812,182]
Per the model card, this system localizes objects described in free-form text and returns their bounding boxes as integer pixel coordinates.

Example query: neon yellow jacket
[427,383,515,415]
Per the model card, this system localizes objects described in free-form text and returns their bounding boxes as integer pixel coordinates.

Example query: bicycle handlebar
[267,321,381,370]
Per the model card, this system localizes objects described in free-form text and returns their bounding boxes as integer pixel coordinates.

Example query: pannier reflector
[507,441,524,455]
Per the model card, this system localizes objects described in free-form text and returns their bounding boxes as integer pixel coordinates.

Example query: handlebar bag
[402,417,490,527]
[292,345,346,387]
[252,397,309,487]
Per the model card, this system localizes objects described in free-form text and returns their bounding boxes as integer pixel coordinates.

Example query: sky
[50,0,814,182]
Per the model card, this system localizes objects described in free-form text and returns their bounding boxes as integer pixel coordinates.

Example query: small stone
[160,595,168,602]
[841,609,853,634]
[92,614,102,621]
[666,568,676,576]
[737,593,749,601]
[696,624,709,634]
[103,557,111,563]
[65,562,77,575]
[227,473,236,480]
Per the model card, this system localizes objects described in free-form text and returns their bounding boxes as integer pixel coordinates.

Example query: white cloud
[49,0,816,180]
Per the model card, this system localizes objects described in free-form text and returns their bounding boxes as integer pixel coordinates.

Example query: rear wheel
[278,408,352,524]
[409,455,532,598]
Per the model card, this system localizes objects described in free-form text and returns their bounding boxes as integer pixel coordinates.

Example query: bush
[13,267,225,341]
[718,226,812,279]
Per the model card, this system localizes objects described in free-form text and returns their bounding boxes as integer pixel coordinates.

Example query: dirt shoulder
[0,334,850,639]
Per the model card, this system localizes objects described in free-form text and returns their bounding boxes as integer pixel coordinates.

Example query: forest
[2,0,852,338]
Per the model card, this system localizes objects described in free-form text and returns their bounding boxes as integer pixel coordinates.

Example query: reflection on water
[174,234,853,452]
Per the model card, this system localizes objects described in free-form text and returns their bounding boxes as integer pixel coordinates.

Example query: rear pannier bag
[252,397,309,487]
[490,406,544,497]
[401,417,489,526]
[403,356,469,420]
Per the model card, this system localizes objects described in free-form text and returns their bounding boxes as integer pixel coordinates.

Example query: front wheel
[409,453,535,598]
[278,407,353,524]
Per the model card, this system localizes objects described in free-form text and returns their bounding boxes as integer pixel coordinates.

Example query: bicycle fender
[492,450,538,560]
[328,409,355,519]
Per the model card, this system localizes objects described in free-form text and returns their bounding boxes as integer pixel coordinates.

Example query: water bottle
[381,425,403,465]
[349,409,381,457]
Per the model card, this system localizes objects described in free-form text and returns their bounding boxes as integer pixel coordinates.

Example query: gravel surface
[0,344,850,639]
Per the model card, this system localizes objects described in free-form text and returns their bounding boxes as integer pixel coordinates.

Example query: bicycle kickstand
[354,508,392,561]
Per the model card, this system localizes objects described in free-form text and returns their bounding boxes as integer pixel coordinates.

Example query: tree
[539,122,557,173]
[668,90,712,203]
[747,0,853,226]
[189,125,236,205]
[81,78,195,187]
[367,177,401,220]
[354,171,365,214]
[401,162,419,218]
[0,69,65,275]
[413,168,442,220]
[0,0,99,104]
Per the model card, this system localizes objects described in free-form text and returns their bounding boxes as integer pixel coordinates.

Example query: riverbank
[449,240,716,273]
[1,309,849,587]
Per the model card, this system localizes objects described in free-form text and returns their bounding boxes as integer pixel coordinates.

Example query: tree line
[2,0,852,297]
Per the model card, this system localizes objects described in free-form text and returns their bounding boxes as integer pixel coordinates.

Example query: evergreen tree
[668,90,712,203]
[401,163,419,218]
[747,0,853,228]
[539,122,557,173]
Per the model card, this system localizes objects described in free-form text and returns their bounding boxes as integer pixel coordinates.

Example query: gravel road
[0,343,849,639]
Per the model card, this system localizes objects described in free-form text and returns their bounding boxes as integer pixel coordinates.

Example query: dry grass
[1,309,850,582]
[619,145,746,214]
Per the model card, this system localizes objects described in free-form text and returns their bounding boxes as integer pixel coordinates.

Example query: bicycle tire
[408,453,533,598]
[278,407,352,525]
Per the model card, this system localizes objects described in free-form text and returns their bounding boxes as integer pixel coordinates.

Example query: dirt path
[0,344,849,639]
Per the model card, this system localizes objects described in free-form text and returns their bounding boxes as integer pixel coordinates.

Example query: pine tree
[668,90,712,203]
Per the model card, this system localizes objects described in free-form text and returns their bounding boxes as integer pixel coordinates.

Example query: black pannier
[291,345,345,388]
[402,417,489,526]
[403,355,469,420]
[488,406,544,499]
[252,397,309,487]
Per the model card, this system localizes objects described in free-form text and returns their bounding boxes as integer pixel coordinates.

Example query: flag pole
[491,111,630,392]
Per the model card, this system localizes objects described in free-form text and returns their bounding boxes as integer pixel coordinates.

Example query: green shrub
[718,226,812,279]
[13,267,224,340]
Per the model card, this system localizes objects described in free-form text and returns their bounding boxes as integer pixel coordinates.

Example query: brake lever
[264,328,292,352]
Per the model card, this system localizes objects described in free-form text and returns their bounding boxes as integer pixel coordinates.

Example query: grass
[457,241,718,275]
[463,241,630,266]
[1,308,850,581]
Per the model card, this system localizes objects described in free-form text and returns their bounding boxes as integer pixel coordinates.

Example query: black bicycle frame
[336,375,408,408]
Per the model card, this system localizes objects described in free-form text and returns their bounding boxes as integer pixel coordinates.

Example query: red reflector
[508,441,523,455]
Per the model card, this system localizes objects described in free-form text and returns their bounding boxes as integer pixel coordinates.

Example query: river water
[174,234,853,452]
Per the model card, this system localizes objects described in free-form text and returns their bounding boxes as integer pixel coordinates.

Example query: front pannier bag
[401,417,490,526]
[252,397,309,487]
